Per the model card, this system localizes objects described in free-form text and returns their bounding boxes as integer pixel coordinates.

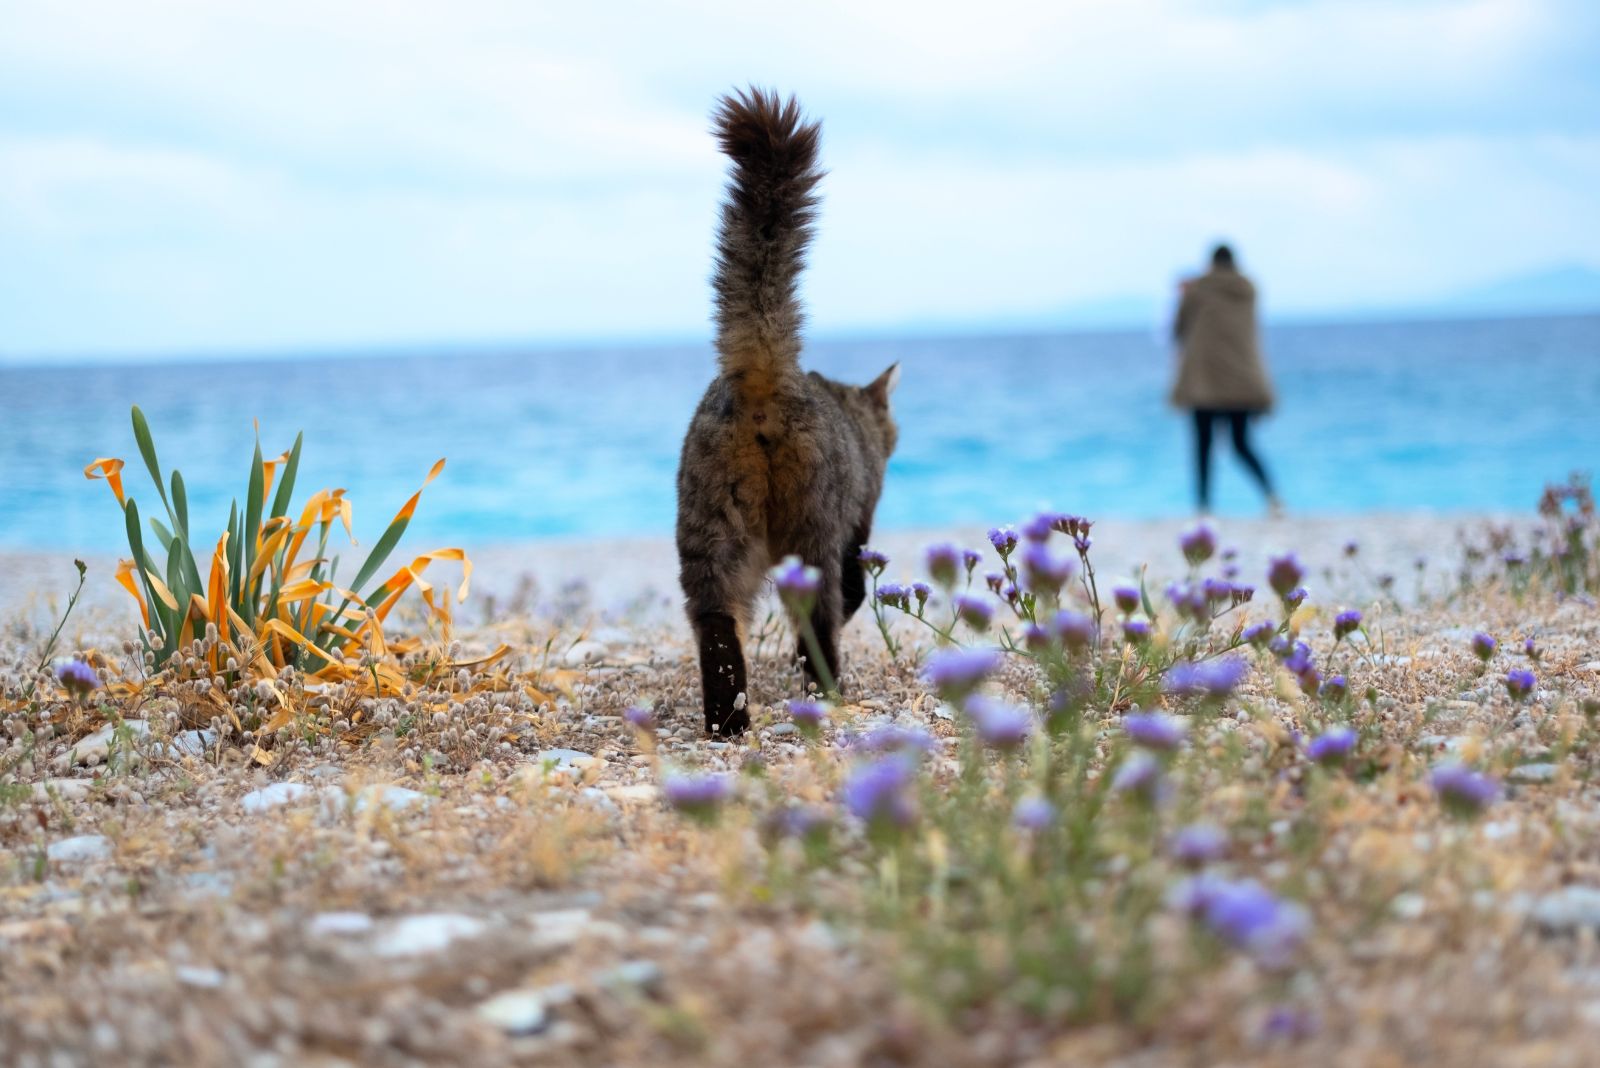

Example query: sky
[2,0,1598,361]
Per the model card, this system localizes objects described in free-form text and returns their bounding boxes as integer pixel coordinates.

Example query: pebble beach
[3,510,1600,1066]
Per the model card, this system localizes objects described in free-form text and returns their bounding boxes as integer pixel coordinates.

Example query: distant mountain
[1427,263,1600,317]
[1002,263,1600,336]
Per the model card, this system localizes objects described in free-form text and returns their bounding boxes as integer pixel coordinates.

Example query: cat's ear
[865,362,900,408]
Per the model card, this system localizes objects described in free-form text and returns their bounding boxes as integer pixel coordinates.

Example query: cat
[676,88,900,736]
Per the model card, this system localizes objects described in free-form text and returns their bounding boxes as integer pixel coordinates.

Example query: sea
[2,314,1597,554]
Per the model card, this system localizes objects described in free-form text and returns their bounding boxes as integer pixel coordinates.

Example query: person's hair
[1211,244,1235,268]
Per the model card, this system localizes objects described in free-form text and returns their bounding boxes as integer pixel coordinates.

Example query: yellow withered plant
[86,405,472,691]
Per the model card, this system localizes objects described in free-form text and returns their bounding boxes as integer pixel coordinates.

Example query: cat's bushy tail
[710,88,823,385]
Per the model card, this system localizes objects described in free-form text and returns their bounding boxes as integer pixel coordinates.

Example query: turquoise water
[2,315,1596,553]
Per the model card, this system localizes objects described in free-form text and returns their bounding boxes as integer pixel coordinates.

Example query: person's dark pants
[1193,408,1274,510]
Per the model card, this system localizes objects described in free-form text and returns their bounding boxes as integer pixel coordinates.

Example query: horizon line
[2,304,1598,372]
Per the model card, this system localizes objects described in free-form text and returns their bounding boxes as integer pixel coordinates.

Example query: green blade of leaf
[348,514,411,598]
[269,432,303,520]
[130,406,171,512]
[148,516,175,554]
[171,470,189,537]
[243,439,265,580]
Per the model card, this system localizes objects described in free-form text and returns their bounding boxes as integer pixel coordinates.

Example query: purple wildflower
[964,695,1033,750]
[1111,752,1165,801]
[987,526,1018,558]
[1021,542,1075,596]
[1021,512,1062,543]
[1165,657,1249,700]
[1023,623,1052,652]
[1166,872,1230,916]
[1267,554,1305,599]
[923,648,1001,700]
[1523,636,1539,662]
[849,724,936,756]
[1122,711,1187,751]
[1180,523,1217,566]
[857,547,889,575]
[910,582,932,610]
[1242,620,1277,647]
[785,698,828,732]
[1168,823,1229,867]
[961,548,983,576]
[1343,540,1360,558]
[1285,586,1309,610]
[1319,675,1349,703]
[1202,577,1234,606]
[875,583,911,611]
[763,804,829,842]
[1053,610,1095,652]
[1122,619,1151,645]
[623,704,656,730]
[1261,1005,1320,1043]
[1333,610,1362,642]
[1296,664,1323,696]
[1505,669,1536,701]
[1201,879,1310,969]
[1113,585,1141,614]
[1306,725,1357,765]
[1012,795,1057,831]
[1431,763,1499,818]
[984,572,1005,595]
[56,659,100,698]
[772,556,821,608]
[1471,632,1497,662]
[925,543,961,588]
[843,755,917,830]
[662,773,733,821]
[953,594,994,631]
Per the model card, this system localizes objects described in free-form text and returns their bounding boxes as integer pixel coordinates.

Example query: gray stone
[47,834,111,863]
[169,730,217,757]
[373,913,486,957]
[477,989,551,1035]
[529,908,593,950]
[562,641,609,667]
[31,778,91,802]
[536,749,595,769]
[52,720,151,769]
[240,782,316,813]
[308,911,375,937]
[596,959,664,994]
[1509,763,1559,784]
[351,785,431,814]
[1530,886,1600,934]
[175,965,225,988]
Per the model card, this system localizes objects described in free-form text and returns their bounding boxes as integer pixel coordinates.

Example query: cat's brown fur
[676,88,899,736]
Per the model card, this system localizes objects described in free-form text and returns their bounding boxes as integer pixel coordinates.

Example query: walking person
[1171,244,1282,515]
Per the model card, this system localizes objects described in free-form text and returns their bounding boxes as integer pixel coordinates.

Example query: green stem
[22,561,88,707]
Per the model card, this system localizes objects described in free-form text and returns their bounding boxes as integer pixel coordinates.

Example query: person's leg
[1193,410,1215,512]
[1227,411,1276,499]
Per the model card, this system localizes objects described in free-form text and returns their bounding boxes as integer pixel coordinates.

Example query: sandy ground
[0,512,1510,628]
[4,512,1599,1067]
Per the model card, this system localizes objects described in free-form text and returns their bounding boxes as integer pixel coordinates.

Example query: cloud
[0,0,1596,357]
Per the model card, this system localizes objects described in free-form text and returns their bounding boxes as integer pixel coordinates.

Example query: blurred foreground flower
[56,659,100,698]
[1168,823,1229,866]
[1122,711,1186,751]
[1011,795,1057,831]
[1165,657,1248,700]
[1306,726,1356,766]
[923,648,1001,702]
[1430,764,1500,818]
[843,755,918,831]
[663,773,733,824]
[964,695,1032,750]
[1505,669,1536,701]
